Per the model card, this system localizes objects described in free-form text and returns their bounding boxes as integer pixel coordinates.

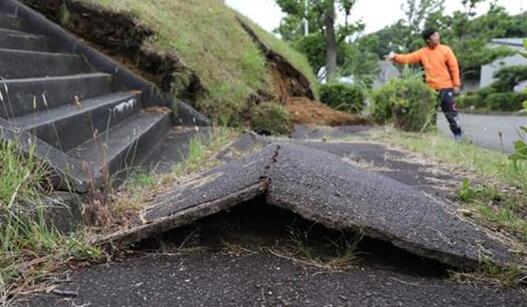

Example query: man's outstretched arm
[385,50,422,64]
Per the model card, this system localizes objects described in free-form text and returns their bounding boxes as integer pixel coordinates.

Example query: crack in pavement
[97,142,521,270]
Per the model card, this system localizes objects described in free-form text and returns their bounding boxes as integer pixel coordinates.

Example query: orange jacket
[393,44,461,90]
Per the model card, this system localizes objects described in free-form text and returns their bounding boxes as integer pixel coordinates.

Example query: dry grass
[108,127,240,227]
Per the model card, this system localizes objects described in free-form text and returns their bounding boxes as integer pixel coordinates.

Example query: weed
[456,179,527,242]
[380,130,527,192]
[111,128,239,222]
[451,260,526,287]
[286,225,361,271]
[0,141,102,302]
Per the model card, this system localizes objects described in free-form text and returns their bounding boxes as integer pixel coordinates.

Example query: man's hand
[384,51,396,61]
[453,86,461,95]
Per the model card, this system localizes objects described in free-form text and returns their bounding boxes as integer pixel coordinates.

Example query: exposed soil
[287,97,370,126]
[239,17,369,127]
[22,0,366,127]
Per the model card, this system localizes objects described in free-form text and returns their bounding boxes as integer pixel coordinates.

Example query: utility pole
[304,0,309,36]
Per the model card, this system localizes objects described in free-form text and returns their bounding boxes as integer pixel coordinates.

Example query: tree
[430,3,518,79]
[275,0,360,81]
[402,0,445,38]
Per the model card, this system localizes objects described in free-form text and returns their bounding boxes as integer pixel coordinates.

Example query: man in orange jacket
[386,29,463,140]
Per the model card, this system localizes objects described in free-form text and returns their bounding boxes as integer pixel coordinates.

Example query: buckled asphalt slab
[98,139,519,269]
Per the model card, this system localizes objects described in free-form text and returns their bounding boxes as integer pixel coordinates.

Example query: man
[385,29,463,140]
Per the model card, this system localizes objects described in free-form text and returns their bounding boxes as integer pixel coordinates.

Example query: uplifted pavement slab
[100,142,515,268]
[266,142,513,268]
[101,145,275,245]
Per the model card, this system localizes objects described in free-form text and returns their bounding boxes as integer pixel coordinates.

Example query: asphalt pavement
[437,112,526,152]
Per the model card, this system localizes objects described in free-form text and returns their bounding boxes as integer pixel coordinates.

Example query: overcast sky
[225,0,525,35]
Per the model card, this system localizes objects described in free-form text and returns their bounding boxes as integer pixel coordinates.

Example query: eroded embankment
[238,17,368,126]
[21,0,205,102]
[22,0,365,127]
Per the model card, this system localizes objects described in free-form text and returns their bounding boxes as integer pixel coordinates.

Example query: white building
[480,38,527,91]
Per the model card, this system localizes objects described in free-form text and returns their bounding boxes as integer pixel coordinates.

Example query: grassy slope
[237,15,319,98]
[81,0,317,124]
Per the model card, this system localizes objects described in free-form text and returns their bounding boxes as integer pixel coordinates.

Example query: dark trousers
[438,88,462,136]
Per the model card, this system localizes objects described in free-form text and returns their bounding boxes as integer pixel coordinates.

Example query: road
[437,113,527,152]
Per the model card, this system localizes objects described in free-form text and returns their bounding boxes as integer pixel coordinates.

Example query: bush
[319,83,365,114]
[493,65,527,92]
[457,93,487,110]
[370,74,436,132]
[486,92,527,111]
[250,102,292,135]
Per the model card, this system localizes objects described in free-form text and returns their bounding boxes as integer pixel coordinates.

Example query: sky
[225,0,525,35]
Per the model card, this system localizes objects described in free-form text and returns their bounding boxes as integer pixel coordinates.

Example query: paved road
[438,113,527,152]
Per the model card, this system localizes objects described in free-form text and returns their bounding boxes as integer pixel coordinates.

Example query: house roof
[490,38,526,48]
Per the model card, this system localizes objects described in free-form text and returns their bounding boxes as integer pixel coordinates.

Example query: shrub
[370,74,436,131]
[486,92,527,111]
[250,102,292,135]
[493,65,527,92]
[457,93,484,110]
[319,83,365,114]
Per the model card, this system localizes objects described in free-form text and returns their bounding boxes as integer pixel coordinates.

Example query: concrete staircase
[0,11,192,191]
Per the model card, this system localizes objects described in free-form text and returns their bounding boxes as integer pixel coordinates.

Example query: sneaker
[454,132,463,142]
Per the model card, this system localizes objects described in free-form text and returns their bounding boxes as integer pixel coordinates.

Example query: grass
[78,0,313,126]
[378,130,527,232]
[457,179,527,242]
[170,127,239,177]
[0,142,47,208]
[236,14,319,99]
[0,142,102,304]
[111,127,239,220]
[375,129,527,285]
[281,226,361,271]
[379,130,527,191]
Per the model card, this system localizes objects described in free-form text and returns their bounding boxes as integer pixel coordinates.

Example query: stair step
[0,27,33,37]
[0,14,23,31]
[0,32,51,52]
[11,91,142,151]
[0,73,112,118]
[68,110,171,177]
[0,48,92,79]
[142,126,214,173]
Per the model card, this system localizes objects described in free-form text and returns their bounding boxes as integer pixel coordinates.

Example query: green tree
[401,0,445,50]
[432,3,517,80]
[275,0,361,81]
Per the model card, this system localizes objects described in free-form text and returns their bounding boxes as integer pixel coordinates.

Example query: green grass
[112,128,239,218]
[0,142,47,208]
[78,0,317,126]
[0,143,101,303]
[457,179,527,242]
[381,130,527,241]
[236,14,319,99]
[81,0,270,125]
[171,127,239,177]
[382,131,527,190]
